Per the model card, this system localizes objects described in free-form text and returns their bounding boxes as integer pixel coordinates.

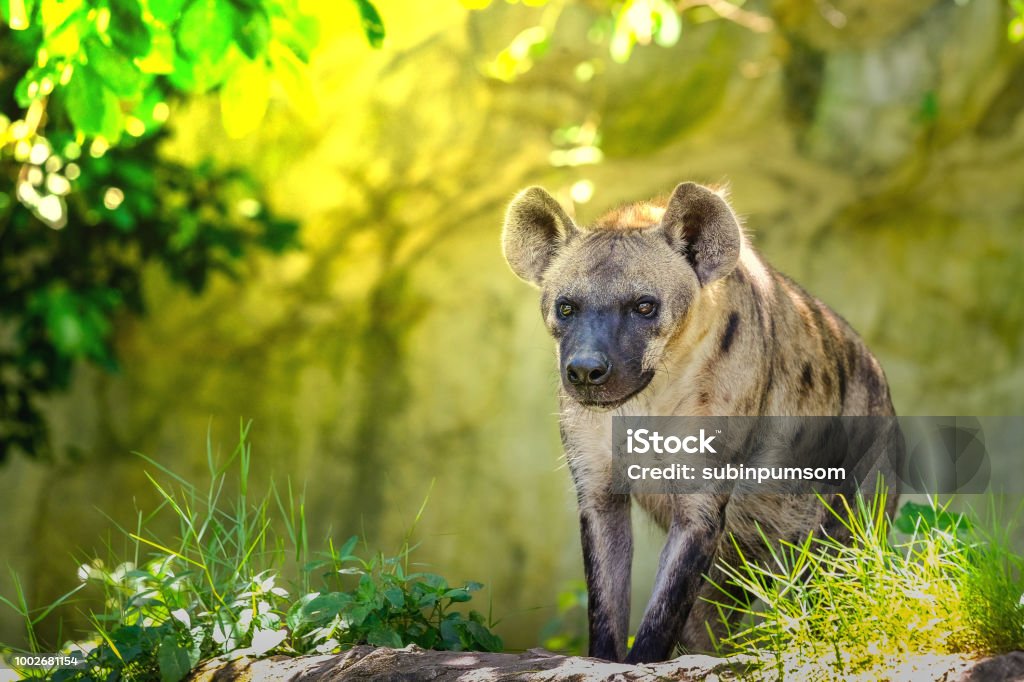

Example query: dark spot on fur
[837,359,848,403]
[821,371,833,391]
[845,340,859,372]
[720,311,741,354]
[861,360,889,413]
[800,363,814,392]
[749,282,762,320]
[863,367,882,397]
[699,391,711,406]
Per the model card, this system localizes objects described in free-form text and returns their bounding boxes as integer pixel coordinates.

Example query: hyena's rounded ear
[660,182,741,286]
[502,186,577,286]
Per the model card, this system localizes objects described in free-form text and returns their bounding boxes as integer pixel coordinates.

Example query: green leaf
[287,592,322,630]
[158,635,191,682]
[84,35,145,97]
[64,65,124,142]
[352,0,384,48]
[439,618,464,651]
[111,625,145,662]
[177,0,233,62]
[149,0,185,23]
[894,501,971,536]
[346,603,371,627]
[419,574,447,591]
[219,57,269,138]
[108,0,151,57]
[355,573,377,602]
[298,592,350,625]
[466,620,502,652]
[382,587,404,609]
[170,41,239,93]
[234,8,269,59]
[338,535,359,560]
[443,588,471,603]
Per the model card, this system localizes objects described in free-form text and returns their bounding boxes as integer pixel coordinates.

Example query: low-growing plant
[0,422,501,681]
[290,538,501,653]
[709,491,1024,680]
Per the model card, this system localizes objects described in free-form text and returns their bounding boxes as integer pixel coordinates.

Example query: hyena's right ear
[502,187,577,286]
[661,182,741,286]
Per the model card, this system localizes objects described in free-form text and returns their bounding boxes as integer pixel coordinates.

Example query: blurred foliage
[538,580,587,655]
[470,0,771,82]
[468,0,771,173]
[0,0,385,462]
[1012,0,1024,42]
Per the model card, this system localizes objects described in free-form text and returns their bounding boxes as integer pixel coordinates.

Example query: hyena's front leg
[578,493,632,661]
[625,501,725,664]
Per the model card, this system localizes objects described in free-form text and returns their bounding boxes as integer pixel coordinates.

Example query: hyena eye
[635,298,658,317]
[557,301,576,318]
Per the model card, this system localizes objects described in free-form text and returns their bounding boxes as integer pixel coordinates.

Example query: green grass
[0,421,501,681]
[710,491,1024,680]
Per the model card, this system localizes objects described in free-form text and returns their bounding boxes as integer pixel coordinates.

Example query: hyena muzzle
[501,182,900,663]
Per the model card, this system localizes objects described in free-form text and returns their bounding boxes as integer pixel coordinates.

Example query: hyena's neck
[642,248,782,417]
[647,245,892,419]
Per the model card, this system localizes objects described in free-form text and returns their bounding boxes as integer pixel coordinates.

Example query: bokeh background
[1,0,1023,651]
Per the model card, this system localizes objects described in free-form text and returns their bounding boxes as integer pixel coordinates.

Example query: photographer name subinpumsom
[625,462,848,483]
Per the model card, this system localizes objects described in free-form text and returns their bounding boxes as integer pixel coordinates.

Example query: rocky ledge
[187,645,1024,681]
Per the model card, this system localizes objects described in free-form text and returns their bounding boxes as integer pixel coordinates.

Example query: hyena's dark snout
[565,352,612,386]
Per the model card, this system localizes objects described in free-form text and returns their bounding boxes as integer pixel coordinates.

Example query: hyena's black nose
[566,354,611,386]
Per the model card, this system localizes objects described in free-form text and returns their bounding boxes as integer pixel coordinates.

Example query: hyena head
[502,182,742,409]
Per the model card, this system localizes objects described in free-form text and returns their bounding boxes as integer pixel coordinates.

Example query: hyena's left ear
[661,182,741,286]
[502,187,577,286]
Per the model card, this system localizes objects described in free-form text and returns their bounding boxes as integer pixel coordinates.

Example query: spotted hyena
[502,182,898,663]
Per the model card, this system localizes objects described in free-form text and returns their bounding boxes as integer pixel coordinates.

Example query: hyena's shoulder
[692,246,894,417]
